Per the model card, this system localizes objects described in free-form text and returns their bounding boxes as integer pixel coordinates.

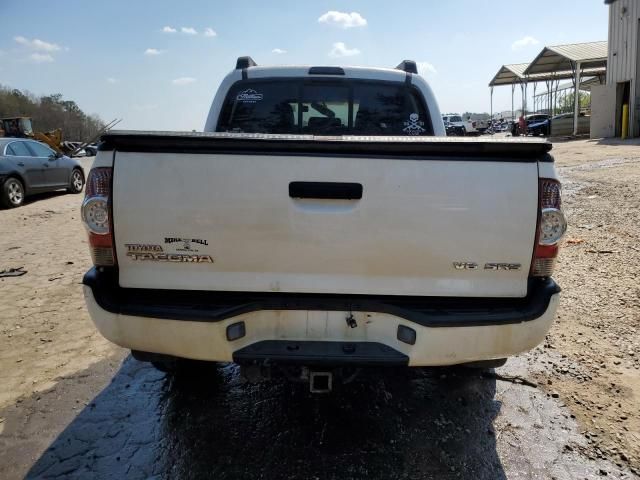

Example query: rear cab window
[216,79,433,136]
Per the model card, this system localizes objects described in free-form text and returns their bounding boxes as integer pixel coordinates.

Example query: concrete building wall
[607,0,640,137]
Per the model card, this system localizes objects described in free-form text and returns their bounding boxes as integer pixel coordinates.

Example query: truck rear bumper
[83,268,560,367]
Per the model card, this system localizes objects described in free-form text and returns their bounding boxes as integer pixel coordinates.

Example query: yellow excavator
[0,116,121,155]
[0,117,65,153]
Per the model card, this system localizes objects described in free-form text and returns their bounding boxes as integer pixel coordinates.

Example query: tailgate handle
[289,182,363,200]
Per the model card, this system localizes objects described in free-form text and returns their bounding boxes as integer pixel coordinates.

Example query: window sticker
[236,89,264,103]
[403,113,426,135]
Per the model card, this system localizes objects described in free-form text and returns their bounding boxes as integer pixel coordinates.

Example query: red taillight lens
[531,179,566,277]
[81,167,115,266]
[85,167,112,197]
[540,178,562,210]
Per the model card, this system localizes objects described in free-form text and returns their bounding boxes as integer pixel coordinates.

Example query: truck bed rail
[99,131,553,161]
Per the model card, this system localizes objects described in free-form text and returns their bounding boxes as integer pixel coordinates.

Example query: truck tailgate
[108,133,547,298]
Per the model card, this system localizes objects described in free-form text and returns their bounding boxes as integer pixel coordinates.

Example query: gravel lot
[0,140,639,479]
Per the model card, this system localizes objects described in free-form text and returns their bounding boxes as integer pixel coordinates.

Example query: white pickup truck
[442,114,486,135]
[82,58,566,391]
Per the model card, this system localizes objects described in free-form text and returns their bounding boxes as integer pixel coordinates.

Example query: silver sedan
[0,138,85,208]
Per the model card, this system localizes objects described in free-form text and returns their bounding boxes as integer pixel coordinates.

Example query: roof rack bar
[236,56,257,70]
[396,60,418,74]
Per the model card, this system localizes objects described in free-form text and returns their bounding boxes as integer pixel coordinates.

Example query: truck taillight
[531,179,566,277]
[81,167,115,266]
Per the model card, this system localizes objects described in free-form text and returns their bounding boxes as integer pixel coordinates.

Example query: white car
[81,58,565,392]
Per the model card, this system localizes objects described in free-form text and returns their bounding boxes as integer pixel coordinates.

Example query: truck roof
[232,56,417,82]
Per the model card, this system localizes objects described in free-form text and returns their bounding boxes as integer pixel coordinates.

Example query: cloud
[272,48,286,54]
[106,77,119,84]
[29,53,54,63]
[14,36,61,52]
[417,62,437,76]
[318,11,367,29]
[328,42,360,58]
[181,27,197,35]
[172,77,196,86]
[162,26,177,33]
[204,27,217,37]
[144,48,163,56]
[511,36,539,51]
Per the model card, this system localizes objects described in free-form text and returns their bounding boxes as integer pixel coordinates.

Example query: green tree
[0,85,105,140]
[557,91,591,114]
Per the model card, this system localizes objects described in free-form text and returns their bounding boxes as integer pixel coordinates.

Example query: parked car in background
[61,141,93,157]
[489,119,512,133]
[84,144,98,156]
[511,114,551,136]
[440,114,467,135]
[528,118,550,136]
[527,113,590,137]
[444,120,465,136]
[526,113,551,126]
[0,138,85,208]
[550,113,590,136]
[472,118,489,134]
[442,114,484,135]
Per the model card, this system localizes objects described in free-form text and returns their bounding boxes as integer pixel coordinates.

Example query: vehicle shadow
[24,356,506,480]
[0,189,70,210]
[22,189,70,206]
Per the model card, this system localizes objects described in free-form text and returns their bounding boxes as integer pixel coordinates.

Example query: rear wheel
[68,169,84,194]
[1,177,25,208]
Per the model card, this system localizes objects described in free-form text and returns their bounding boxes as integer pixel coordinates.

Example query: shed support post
[511,84,515,121]
[573,61,582,136]
[490,86,494,135]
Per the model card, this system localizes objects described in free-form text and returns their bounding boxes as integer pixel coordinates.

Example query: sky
[0,0,609,131]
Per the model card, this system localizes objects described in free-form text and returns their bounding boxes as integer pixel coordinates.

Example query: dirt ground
[535,138,640,470]
[0,157,121,410]
[0,140,639,479]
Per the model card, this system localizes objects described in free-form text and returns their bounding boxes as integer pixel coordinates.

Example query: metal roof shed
[524,41,608,134]
[488,63,606,122]
[488,64,530,121]
[489,63,530,86]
